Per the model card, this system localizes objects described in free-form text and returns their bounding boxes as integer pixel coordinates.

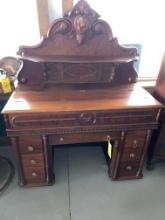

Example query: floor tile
[68,145,165,220]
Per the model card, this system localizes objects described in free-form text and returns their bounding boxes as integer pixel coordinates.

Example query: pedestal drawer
[23,166,45,181]
[18,136,43,154]
[21,153,44,167]
[124,130,147,148]
[121,147,143,162]
[118,162,140,178]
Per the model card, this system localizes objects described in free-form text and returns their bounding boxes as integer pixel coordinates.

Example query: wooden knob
[126,166,132,171]
[60,137,64,142]
[133,140,138,148]
[31,172,37,177]
[129,153,135,158]
[30,160,36,165]
[27,146,34,152]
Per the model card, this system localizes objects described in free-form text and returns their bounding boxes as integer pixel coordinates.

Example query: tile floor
[0,145,165,220]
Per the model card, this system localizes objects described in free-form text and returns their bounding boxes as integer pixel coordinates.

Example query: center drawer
[9,109,157,129]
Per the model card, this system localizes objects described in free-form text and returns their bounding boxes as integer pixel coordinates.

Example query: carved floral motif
[48,0,113,45]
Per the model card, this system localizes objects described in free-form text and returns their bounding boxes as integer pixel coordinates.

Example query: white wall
[0,0,40,57]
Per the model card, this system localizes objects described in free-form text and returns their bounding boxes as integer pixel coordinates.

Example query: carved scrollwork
[79,112,96,125]
[48,19,72,38]
[92,20,113,40]
[64,0,104,45]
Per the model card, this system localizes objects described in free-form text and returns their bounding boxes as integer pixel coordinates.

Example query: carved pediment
[16,0,138,89]
[17,0,137,59]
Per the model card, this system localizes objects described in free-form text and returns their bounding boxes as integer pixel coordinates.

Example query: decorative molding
[18,0,134,58]
[7,123,158,137]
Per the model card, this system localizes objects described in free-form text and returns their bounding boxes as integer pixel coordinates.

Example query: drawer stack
[116,130,147,180]
[18,136,46,186]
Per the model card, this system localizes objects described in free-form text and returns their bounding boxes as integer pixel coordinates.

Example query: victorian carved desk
[2,0,162,186]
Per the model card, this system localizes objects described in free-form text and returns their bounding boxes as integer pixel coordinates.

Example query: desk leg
[109,131,125,179]
[11,137,25,186]
[42,135,55,185]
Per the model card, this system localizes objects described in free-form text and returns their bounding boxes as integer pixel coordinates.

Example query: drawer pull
[30,160,36,165]
[60,137,64,142]
[126,166,132,171]
[133,140,138,148]
[31,172,37,177]
[129,153,135,158]
[27,145,34,152]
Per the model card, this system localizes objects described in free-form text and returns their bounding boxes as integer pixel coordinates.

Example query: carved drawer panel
[117,162,140,178]
[45,63,116,84]
[21,153,44,168]
[23,166,45,181]
[121,147,143,162]
[9,110,157,129]
[18,136,43,154]
[124,130,147,148]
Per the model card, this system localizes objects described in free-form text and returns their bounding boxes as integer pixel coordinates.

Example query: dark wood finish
[1,0,162,186]
[147,53,165,169]
[16,0,137,90]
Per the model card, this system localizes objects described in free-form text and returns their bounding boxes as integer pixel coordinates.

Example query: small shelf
[21,55,138,64]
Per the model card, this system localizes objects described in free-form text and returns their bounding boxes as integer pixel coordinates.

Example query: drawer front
[118,162,139,178]
[21,153,44,167]
[9,109,157,129]
[19,136,43,154]
[23,166,45,181]
[121,147,143,162]
[49,132,120,145]
[124,130,147,148]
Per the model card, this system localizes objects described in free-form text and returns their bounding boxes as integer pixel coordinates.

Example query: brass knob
[126,166,132,171]
[31,172,37,177]
[129,153,135,158]
[30,160,36,165]
[27,146,34,152]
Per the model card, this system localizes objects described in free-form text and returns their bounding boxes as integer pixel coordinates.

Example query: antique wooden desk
[2,0,162,186]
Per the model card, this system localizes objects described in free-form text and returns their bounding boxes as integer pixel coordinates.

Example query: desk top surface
[2,84,162,114]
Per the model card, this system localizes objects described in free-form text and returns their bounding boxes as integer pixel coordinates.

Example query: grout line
[66,147,72,220]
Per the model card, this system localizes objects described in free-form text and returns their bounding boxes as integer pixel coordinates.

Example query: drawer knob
[126,165,132,171]
[27,145,34,152]
[60,137,64,142]
[31,172,37,177]
[129,153,135,158]
[133,140,138,148]
[30,160,36,165]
